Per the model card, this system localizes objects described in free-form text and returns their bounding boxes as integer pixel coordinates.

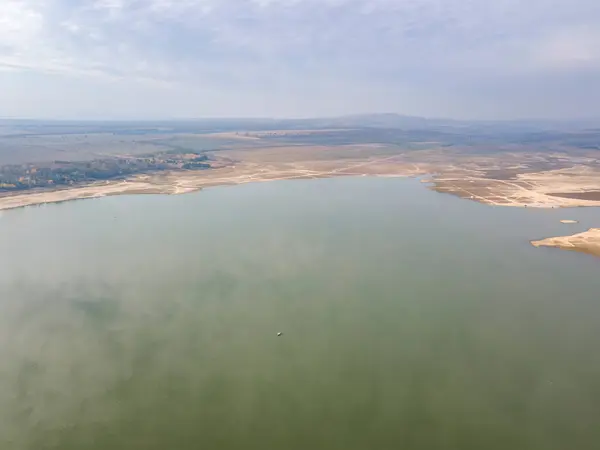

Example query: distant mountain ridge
[1,114,599,136]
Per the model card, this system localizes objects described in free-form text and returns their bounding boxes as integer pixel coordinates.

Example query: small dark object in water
[277,332,282,337]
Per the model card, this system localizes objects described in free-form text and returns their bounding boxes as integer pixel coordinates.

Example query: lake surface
[1,177,599,450]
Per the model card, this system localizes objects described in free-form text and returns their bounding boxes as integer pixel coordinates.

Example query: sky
[1,0,600,120]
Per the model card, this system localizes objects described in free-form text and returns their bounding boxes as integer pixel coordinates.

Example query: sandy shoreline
[0,165,413,212]
[3,160,600,260]
[4,157,600,213]
[0,179,180,211]
[0,161,600,214]
[0,153,431,212]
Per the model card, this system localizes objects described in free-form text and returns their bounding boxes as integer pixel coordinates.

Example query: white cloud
[0,0,43,50]
[1,0,600,119]
[531,26,600,70]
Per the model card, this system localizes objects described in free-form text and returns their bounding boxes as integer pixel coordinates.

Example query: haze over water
[1,177,600,450]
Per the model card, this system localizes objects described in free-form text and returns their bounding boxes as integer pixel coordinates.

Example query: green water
[1,177,599,450]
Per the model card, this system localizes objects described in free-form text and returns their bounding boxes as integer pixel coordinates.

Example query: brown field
[548,191,600,201]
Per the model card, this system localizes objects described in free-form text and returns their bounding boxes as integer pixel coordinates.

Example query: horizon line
[1,113,599,124]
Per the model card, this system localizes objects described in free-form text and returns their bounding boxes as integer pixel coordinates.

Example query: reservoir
[1,177,599,450]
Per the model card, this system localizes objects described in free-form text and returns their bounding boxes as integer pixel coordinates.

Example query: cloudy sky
[1,0,600,120]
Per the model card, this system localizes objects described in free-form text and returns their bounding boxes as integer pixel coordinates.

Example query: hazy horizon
[1,113,600,125]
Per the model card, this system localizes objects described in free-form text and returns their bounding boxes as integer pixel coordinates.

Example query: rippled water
[1,177,600,450]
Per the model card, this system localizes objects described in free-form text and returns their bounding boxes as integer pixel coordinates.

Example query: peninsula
[531,229,600,258]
